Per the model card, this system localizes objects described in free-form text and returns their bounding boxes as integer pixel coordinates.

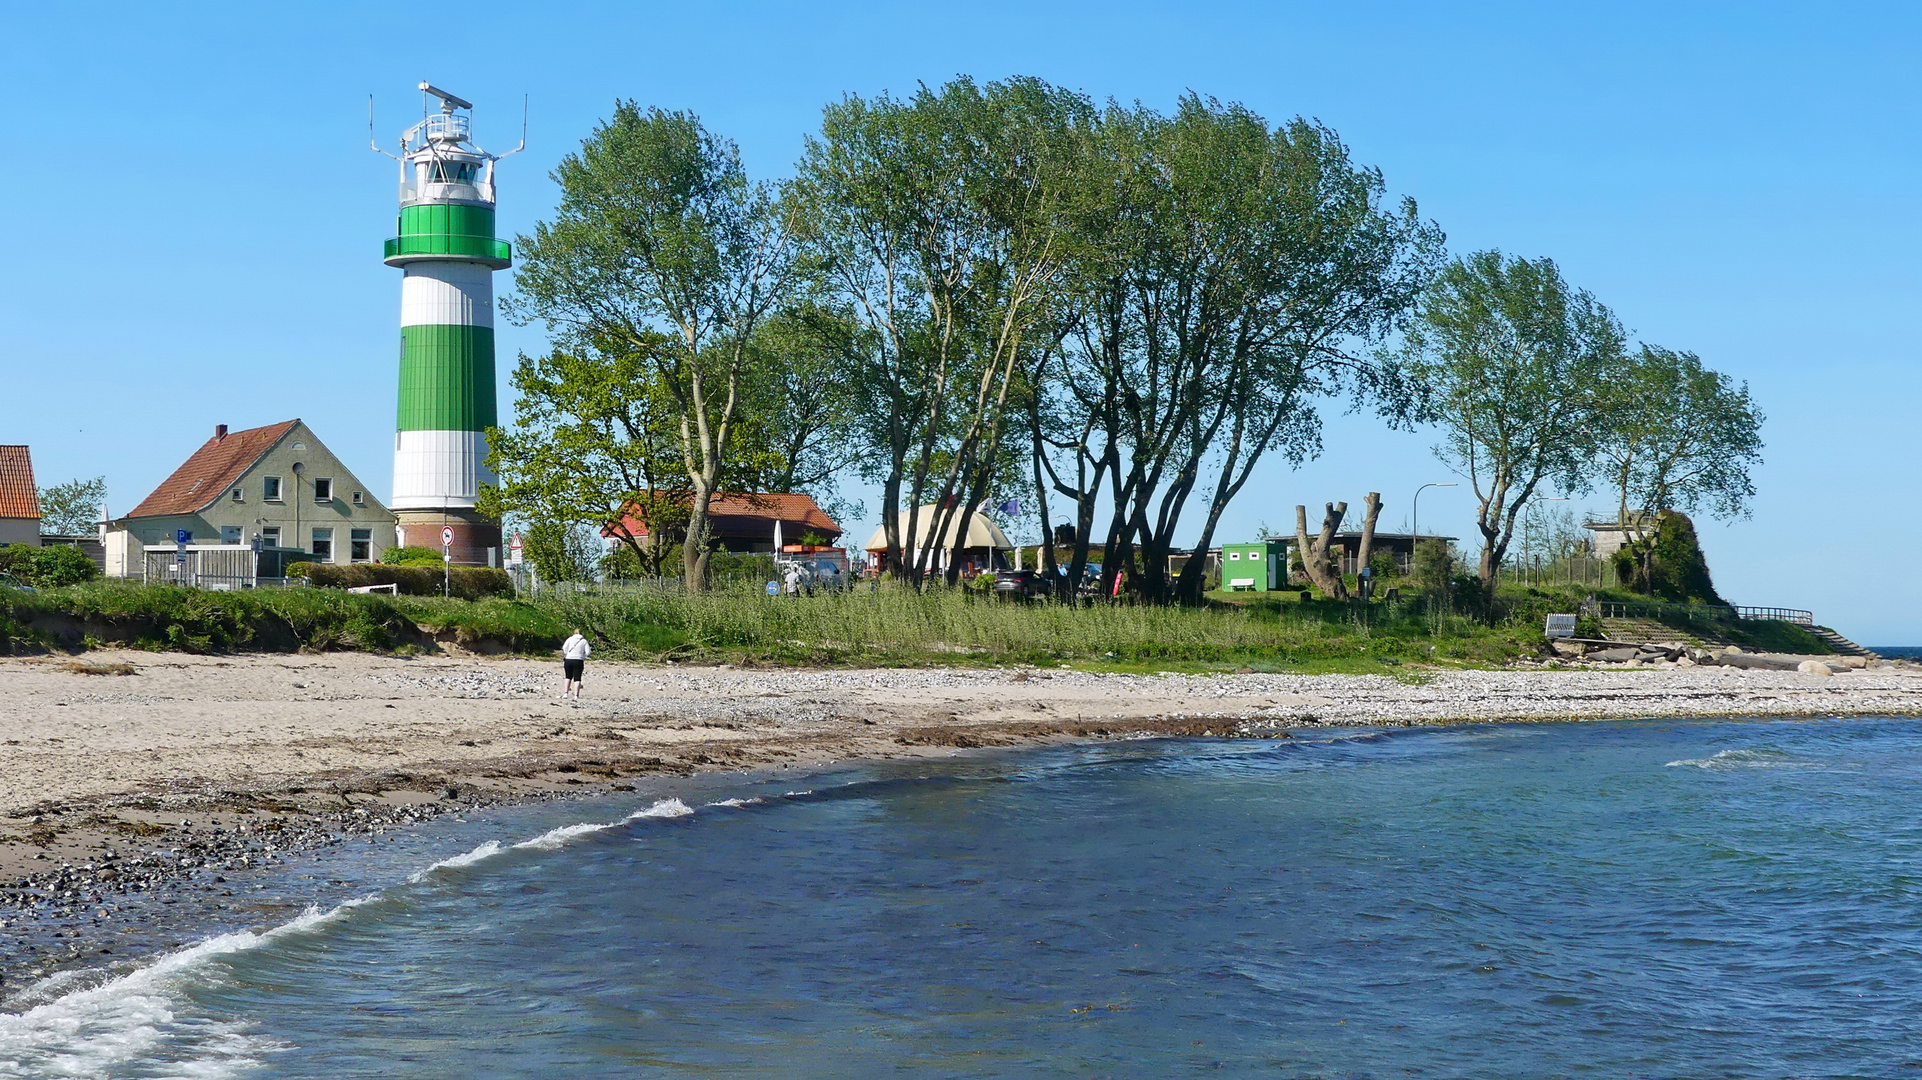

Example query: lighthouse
[380,83,517,565]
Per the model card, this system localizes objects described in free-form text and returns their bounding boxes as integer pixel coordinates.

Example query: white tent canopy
[863,506,1013,553]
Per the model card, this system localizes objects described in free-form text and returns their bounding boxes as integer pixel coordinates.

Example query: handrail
[1597,600,1813,625]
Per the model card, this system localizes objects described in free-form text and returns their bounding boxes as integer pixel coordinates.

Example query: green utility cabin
[1222,540,1287,591]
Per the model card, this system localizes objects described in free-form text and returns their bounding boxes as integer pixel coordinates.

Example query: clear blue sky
[3,3,1916,640]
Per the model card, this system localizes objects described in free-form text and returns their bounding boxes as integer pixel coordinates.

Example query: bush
[292,562,514,600]
[381,545,447,567]
[0,543,100,588]
[1613,510,1723,604]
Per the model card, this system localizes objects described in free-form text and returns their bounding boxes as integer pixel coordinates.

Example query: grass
[6,576,1825,672]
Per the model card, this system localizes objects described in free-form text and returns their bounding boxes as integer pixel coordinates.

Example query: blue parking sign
[175,529,191,545]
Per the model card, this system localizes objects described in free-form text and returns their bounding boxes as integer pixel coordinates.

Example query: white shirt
[562,634,592,661]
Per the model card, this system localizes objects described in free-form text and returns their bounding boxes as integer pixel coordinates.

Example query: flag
[997,499,1020,517]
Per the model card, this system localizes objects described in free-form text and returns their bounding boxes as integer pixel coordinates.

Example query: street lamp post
[1411,482,1457,549]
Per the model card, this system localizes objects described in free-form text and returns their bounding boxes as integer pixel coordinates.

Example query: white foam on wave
[0,897,372,1079]
[706,796,766,809]
[628,797,695,820]
[409,840,505,881]
[1,796,708,1075]
[1665,747,1799,770]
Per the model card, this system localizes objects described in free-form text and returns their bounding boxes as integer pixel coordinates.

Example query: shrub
[381,545,447,567]
[0,543,100,588]
[1613,510,1723,604]
[293,562,514,600]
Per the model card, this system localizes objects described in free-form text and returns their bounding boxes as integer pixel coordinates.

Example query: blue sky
[3,3,1917,640]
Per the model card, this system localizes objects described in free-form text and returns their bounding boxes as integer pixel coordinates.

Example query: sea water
[8,715,1922,1078]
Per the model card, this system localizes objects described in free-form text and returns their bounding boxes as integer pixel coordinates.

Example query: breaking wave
[1664,747,1800,770]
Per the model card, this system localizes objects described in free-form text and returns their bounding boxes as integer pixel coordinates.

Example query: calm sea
[8,715,1922,1078]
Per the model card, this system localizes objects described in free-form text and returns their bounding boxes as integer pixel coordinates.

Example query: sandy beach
[5,649,1922,881]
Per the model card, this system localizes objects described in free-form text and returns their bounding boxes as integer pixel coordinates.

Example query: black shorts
[564,658,585,681]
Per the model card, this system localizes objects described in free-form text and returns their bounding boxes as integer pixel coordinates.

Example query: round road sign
[441,526,456,547]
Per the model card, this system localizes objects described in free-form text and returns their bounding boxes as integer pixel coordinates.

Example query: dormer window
[313,478,334,502]
[263,476,283,502]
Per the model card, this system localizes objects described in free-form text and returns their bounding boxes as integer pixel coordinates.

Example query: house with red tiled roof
[606,492,842,554]
[0,445,40,546]
[104,420,396,578]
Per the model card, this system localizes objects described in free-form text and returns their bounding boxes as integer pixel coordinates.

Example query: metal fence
[139,545,307,590]
[1596,600,1813,626]
[1497,557,1619,589]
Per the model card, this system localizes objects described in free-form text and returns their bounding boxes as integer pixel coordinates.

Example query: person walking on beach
[561,629,591,702]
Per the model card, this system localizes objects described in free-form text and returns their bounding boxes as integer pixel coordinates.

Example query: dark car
[993,569,1050,600]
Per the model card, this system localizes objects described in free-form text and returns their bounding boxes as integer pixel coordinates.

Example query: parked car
[993,569,1050,600]
[0,571,36,592]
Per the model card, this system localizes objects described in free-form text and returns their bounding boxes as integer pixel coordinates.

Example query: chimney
[214,424,228,441]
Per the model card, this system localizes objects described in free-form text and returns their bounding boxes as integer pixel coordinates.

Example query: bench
[1228,577,1256,591]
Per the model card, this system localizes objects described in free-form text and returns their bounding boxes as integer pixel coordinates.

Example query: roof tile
[0,446,38,520]
[125,421,298,519]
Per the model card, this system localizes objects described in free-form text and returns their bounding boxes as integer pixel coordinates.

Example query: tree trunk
[1355,492,1382,578]
[1294,502,1347,598]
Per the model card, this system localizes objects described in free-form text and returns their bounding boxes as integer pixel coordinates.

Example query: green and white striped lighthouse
[380,83,518,564]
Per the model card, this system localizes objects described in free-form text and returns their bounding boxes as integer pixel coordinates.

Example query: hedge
[291,562,514,600]
[0,543,100,588]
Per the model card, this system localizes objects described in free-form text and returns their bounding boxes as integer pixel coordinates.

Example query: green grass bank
[0,579,1834,672]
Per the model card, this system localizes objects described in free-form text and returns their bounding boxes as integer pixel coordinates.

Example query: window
[220,526,243,544]
[261,526,281,548]
[230,487,243,503]
[263,476,282,501]
[350,528,373,563]
[313,478,333,502]
[351,490,364,507]
[311,527,334,561]
[1229,551,1241,560]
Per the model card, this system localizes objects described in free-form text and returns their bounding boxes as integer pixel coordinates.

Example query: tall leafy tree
[1399,251,1624,586]
[1595,343,1764,527]
[792,76,1091,584]
[510,104,803,589]
[1035,98,1442,602]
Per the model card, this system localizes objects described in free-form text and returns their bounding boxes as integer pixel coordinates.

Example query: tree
[1294,502,1347,597]
[792,76,1091,585]
[1033,97,1442,603]
[522,520,603,584]
[1595,343,1763,532]
[1398,251,1623,586]
[736,305,869,524]
[510,104,803,590]
[1355,491,1383,582]
[38,476,105,535]
[481,338,689,578]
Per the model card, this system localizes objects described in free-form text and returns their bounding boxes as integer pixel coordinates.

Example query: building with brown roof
[0,445,40,546]
[606,492,842,554]
[105,420,396,578]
